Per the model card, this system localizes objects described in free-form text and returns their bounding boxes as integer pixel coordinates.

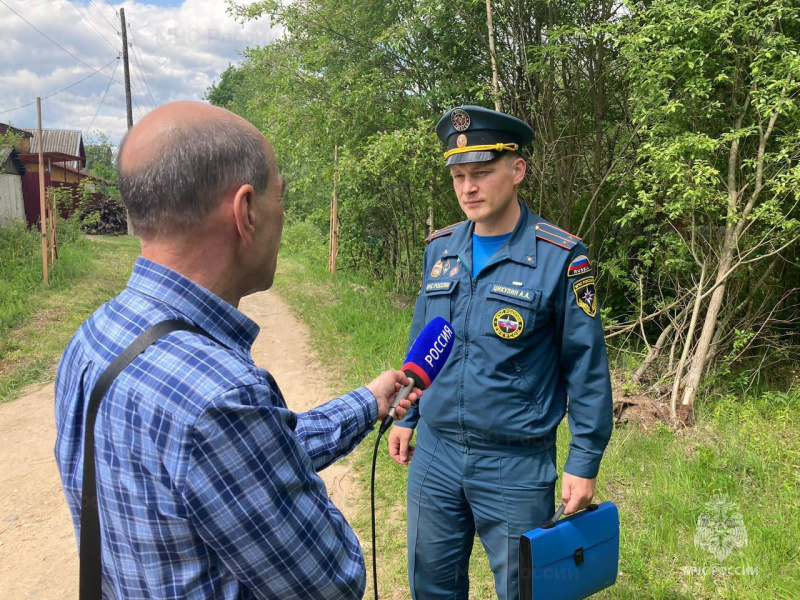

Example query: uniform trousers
[407,420,557,600]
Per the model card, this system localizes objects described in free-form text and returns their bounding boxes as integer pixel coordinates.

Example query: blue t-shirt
[472,232,512,276]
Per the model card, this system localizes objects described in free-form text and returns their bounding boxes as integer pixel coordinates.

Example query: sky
[0,0,280,146]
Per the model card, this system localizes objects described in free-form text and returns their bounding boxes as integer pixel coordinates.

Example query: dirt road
[0,289,359,599]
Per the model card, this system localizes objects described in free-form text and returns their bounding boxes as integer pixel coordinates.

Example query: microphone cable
[370,424,388,600]
[371,393,412,599]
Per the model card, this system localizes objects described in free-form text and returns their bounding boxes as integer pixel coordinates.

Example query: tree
[618,0,800,420]
[84,132,117,183]
[205,63,247,109]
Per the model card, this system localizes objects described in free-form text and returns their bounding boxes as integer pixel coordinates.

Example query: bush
[0,214,92,337]
[0,220,43,334]
[280,216,328,263]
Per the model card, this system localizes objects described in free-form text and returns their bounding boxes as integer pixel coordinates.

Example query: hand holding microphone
[386,317,455,464]
[366,371,423,422]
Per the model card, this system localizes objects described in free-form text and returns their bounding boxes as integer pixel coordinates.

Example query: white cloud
[0,0,279,146]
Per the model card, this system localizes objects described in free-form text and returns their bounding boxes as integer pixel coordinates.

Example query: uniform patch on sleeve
[573,276,597,317]
[567,254,592,278]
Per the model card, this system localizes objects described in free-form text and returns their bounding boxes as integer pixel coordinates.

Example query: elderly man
[55,101,420,599]
[388,106,613,600]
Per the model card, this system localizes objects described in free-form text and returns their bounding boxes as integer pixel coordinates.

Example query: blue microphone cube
[519,502,619,600]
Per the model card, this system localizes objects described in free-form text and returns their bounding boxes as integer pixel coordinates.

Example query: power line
[131,55,158,109]
[86,0,119,35]
[65,0,119,53]
[128,24,160,106]
[130,46,159,108]
[126,64,147,106]
[0,57,120,115]
[127,70,153,116]
[85,59,120,134]
[122,33,158,114]
[0,0,115,79]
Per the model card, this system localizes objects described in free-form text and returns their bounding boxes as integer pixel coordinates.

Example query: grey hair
[117,119,269,238]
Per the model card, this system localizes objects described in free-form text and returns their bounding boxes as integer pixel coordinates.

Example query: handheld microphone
[379,316,455,433]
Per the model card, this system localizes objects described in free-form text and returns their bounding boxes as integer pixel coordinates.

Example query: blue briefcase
[519,502,619,600]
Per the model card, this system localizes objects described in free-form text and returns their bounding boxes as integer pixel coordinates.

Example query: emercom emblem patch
[492,308,524,339]
[573,276,597,317]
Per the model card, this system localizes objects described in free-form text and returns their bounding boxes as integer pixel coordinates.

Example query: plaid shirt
[55,257,378,599]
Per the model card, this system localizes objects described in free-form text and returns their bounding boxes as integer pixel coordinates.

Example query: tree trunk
[679,261,730,421]
[678,114,747,415]
[671,263,706,421]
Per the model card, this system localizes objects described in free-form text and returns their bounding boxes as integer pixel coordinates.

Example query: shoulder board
[535,222,581,250]
[425,221,464,244]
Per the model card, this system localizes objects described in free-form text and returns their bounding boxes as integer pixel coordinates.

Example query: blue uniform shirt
[55,257,377,599]
[472,232,511,276]
[397,202,613,478]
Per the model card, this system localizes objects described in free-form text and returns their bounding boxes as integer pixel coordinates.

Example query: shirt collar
[505,202,539,268]
[442,201,538,270]
[127,257,260,355]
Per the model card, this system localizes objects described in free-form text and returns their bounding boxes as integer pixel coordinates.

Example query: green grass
[0,231,140,403]
[0,220,51,334]
[272,240,800,600]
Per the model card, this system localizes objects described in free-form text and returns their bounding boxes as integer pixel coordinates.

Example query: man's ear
[232,184,256,246]
[512,156,527,186]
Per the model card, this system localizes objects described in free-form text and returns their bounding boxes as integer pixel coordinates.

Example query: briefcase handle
[540,503,599,529]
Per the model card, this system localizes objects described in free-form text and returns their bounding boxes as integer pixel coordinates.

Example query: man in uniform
[387,106,613,600]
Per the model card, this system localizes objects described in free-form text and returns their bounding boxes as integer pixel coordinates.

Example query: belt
[417,419,556,456]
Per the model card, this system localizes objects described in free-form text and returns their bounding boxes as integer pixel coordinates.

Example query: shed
[0,146,27,224]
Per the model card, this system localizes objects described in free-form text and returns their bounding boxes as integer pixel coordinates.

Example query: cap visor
[445,150,502,166]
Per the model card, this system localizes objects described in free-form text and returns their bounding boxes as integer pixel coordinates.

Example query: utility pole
[49,183,57,263]
[485,0,501,111]
[120,9,133,130]
[329,144,339,278]
[119,8,133,235]
[120,8,135,235]
[428,179,435,236]
[37,98,48,286]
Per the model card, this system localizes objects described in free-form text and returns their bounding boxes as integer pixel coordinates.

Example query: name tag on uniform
[489,283,536,303]
[425,281,454,294]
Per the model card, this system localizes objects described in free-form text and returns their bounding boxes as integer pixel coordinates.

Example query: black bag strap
[79,319,218,600]
[539,502,599,530]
